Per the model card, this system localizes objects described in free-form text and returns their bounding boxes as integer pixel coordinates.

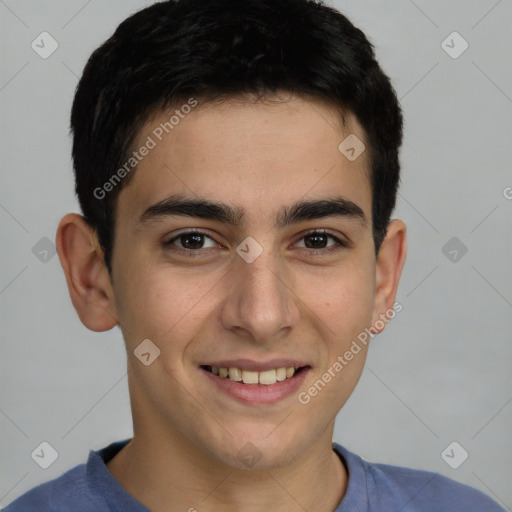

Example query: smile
[200,363,310,404]
[202,365,303,385]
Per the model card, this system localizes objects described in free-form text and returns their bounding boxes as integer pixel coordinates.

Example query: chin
[203,424,312,471]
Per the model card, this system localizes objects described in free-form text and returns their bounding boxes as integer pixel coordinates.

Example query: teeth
[259,369,276,385]
[229,367,242,381]
[210,366,300,385]
[276,367,287,381]
[242,370,259,384]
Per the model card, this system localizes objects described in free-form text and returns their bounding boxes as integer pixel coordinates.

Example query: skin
[56,94,406,512]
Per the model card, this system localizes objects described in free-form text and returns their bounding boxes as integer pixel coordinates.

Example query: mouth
[201,365,308,385]
[199,362,310,404]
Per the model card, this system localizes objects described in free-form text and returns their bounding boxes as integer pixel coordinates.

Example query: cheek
[296,264,374,417]
[302,258,376,341]
[114,263,221,353]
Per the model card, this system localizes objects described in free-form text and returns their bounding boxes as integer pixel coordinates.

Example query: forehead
[117,95,372,225]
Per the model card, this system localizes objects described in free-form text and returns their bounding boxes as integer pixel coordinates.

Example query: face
[106,95,392,469]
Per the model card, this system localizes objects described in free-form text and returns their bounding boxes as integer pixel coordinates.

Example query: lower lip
[201,367,310,404]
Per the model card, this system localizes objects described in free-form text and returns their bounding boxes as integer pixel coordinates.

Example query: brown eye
[303,233,330,249]
[296,231,346,251]
[164,230,218,252]
[179,233,206,249]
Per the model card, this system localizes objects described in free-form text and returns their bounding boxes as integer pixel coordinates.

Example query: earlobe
[371,219,407,333]
[56,213,118,332]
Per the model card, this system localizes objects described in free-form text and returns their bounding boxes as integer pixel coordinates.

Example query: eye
[295,230,348,252]
[164,230,218,252]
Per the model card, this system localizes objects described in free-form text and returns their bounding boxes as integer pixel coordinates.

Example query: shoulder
[366,461,504,511]
[333,443,506,512]
[2,464,102,512]
[3,439,135,512]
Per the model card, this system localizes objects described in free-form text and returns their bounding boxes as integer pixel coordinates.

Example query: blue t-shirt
[3,439,505,511]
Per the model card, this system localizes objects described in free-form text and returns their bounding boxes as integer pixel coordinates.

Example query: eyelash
[163,229,349,258]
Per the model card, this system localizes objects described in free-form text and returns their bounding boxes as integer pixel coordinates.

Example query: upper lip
[201,359,309,372]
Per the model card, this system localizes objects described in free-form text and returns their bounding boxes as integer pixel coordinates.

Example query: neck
[106,374,347,511]
[107,426,347,512]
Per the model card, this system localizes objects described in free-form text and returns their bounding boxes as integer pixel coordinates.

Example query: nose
[219,250,300,343]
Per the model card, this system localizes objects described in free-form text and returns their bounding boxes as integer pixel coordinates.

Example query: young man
[4,0,505,511]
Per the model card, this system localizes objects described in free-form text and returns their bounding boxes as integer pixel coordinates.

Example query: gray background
[1,0,511,508]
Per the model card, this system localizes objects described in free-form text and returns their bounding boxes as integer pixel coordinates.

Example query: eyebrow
[138,194,366,228]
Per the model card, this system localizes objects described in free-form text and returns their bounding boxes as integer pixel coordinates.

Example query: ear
[371,219,407,333]
[56,213,118,332]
